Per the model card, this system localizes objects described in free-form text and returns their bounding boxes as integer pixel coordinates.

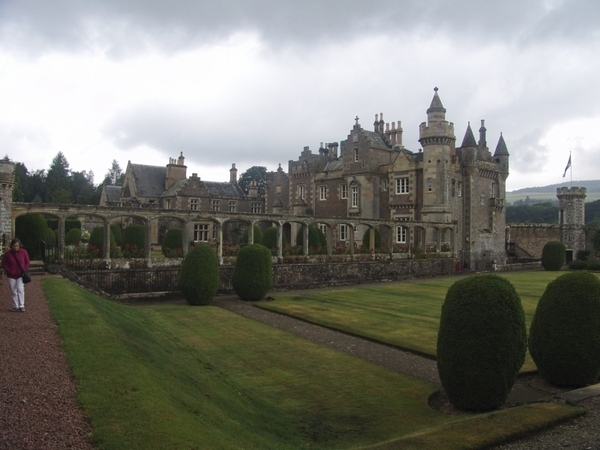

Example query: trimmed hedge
[89,226,116,254]
[295,225,326,248]
[162,228,183,256]
[110,224,122,246]
[15,213,48,259]
[437,275,527,410]
[232,244,272,301]
[122,224,145,251]
[178,244,219,305]
[261,227,278,250]
[241,225,263,245]
[65,228,82,245]
[541,241,566,271]
[529,271,600,387]
[362,228,382,248]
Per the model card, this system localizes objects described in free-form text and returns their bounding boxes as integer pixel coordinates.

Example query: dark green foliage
[568,260,588,270]
[295,225,326,248]
[506,202,558,224]
[541,241,566,271]
[65,228,82,245]
[162,228,183,257]
[15,213,48,259]
[232,244,273,301]
[241,225,263,245]
[437,275,527,410]
[89,226,116,254]
[261,227,278,250]
[178,244,219,305]
[238,166,267,197]
[576,250,591,261]
[110,224,122,246]
[122,225,145,251]
[529,272,600,387]
[362,228,382,248]
[42,227,56,245]
[594,229,600,253]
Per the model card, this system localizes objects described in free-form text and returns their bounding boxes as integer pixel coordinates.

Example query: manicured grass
[44,276,584,449]
[257,270,596,373]
[44,279,454,449]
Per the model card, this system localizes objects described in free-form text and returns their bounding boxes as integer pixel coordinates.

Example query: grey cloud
[2,0,598,58]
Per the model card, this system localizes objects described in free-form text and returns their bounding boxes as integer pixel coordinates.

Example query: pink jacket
[2,249,31,279]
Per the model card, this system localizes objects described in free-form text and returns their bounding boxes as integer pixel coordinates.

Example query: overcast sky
[1,0,598,192]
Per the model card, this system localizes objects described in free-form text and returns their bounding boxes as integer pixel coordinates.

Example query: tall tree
[104,159,124,185]
[238,166,267,198]
[45,152,72,203]
[72,170,97,204]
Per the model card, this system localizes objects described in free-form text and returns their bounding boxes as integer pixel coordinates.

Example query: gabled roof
[362,130,390,150]
[104,185,122,203]
[129,163,166,198]
[323,160,344,172]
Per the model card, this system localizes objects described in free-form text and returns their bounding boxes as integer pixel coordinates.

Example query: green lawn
[257,270,592,373]
[44,276,583,449]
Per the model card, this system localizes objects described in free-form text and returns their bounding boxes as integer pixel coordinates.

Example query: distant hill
[507,180,600,204]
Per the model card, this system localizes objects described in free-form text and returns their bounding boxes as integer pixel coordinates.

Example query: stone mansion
[100,88,510,270]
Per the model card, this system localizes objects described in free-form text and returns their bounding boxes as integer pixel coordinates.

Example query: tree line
[9,153,124,205]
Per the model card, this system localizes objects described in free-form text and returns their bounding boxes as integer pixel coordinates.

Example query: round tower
[0,160,15,247]
[557,186,586,262]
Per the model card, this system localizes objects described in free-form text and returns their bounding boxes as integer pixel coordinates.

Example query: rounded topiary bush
[529,271,600,387]
[15,213,48,259]
[241,225,263,245]
[178,244,219,305]
[295,225,326,249]
[261,227,278,250]
[541,241,566,271]
[110,224,122,246]
[362,228,382,249]
[162,228,183,257]
[232,244,272,301]
[65,228,82,245]
[437,275,527,410]
[89,226,116,255]
[122,224,145,251]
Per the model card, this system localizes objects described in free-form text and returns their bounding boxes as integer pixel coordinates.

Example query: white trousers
[8,277,25,309]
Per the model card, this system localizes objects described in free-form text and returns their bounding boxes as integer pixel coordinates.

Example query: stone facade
[0,160,15,247]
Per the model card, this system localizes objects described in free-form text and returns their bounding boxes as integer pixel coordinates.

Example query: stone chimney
[230,163,238,184]
[165,153,187,190]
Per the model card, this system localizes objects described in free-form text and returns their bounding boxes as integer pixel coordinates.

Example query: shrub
[362,228,382,249]
[110,224,122,246]
[178,244,219,305]
[295,225,326,249]
[65,228,82,245]
[89,226,116,255]
[42,227,56,246]
[15,213,48,259]
[162,228,183,257]
[232,244,272,301]
[568,260,588,270]
[576,250,591,261]
[541,241,566,271]
[529,271,600,387]
[122,224,145,257]
[261,227,278,250]
[241,225,263,245]
[437,275,527,410]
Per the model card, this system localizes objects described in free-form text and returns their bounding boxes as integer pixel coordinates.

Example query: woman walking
[2,238,31,312]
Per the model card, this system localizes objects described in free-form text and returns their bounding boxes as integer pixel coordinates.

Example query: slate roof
[204,181,245,197]
[104,185,122,203]
[362,130,391,150]
[461,123,477,147]
[129,164,167,198]
[494,133,509,156]
[323,160,344,172]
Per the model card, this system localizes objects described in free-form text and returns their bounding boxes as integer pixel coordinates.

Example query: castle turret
[419,87,456,219]
[0,160,15,246]
[493,133,510,177]
[557,187,586,263]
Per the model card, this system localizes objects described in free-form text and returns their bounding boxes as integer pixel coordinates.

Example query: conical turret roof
[427,87,446,114]
[461,123,477,147]
[494,133,509,156]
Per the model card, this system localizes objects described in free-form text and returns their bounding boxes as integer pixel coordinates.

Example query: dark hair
[10,238,22,248]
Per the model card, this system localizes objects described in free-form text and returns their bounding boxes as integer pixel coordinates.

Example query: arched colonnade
[11,203,457,264]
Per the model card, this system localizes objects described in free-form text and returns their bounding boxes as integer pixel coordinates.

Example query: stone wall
[506,224,561,259]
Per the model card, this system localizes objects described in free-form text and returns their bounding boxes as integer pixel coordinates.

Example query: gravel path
[0,275,94,450]
[2,275,599,449]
